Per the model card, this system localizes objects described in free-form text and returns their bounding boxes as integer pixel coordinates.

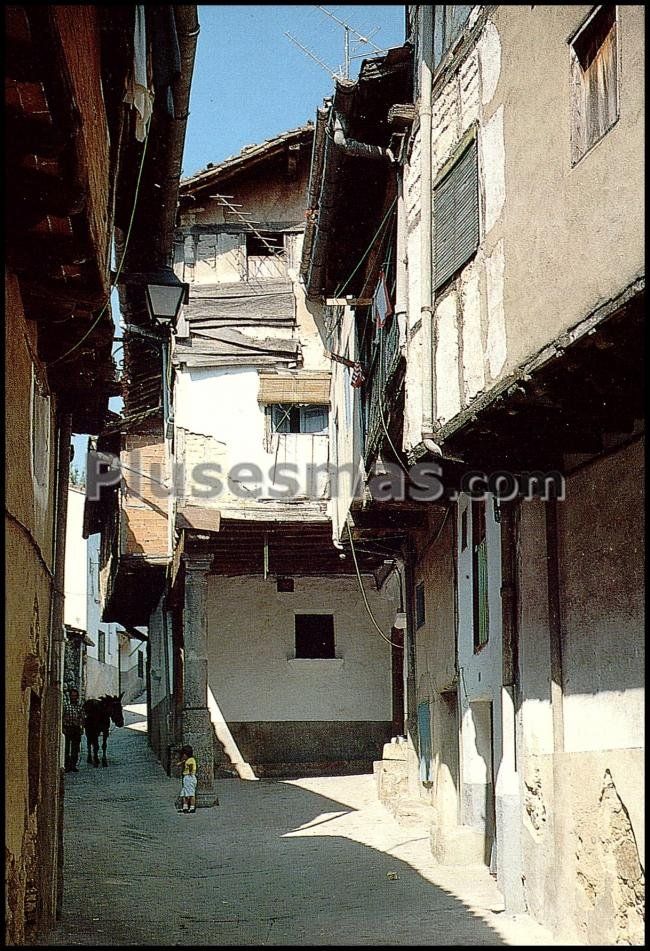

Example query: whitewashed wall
[64,488,87,631]
[174,366,330,508]
[206,575,396,722]
[330,305,366,543]
[456,493,504,852]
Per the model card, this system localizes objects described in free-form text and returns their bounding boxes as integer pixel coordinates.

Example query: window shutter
[434,139,479,290]
[258,372,331,405]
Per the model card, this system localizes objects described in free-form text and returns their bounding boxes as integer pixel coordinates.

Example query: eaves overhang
[431,278,645,475]
[179,125,315,200]
[300,44,412,301]
[116,6,199,421]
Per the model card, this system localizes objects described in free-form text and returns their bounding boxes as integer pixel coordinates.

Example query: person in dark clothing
[62,687,84,772]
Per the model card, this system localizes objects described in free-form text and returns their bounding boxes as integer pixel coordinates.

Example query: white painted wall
[206,575,396,722]
[330,305,366,543]
[456,493,504,792]
[558,439,644,753]
[174,366,330,508]
[401,14,507,452]
[64,488,87,631]
[518,498,555,756]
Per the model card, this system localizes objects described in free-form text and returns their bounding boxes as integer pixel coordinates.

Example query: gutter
[152,5,200,269]
[332,113,392,163]
[302,105,394,299]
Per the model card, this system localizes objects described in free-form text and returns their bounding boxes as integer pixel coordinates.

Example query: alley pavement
[44,701,555,946]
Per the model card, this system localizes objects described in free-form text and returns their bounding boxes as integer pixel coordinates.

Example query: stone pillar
[181,555,217,807]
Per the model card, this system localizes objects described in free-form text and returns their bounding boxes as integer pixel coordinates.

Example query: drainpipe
[395,171,408,350]
[332,113,393,163]
[420,6,435,440]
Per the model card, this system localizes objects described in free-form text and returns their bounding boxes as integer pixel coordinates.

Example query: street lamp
[144,266,189,327]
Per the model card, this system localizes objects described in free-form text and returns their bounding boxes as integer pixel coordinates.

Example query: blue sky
[183,5,406,176]
[72,6,405,461]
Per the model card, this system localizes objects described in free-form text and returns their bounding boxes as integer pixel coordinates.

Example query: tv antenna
[315,6,386,80]
[285,7,387,82]
[284,32,338,80]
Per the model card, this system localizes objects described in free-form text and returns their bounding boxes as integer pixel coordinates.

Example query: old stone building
[5,5,198,944]
[301,5,644,945]
[93,124,407,802]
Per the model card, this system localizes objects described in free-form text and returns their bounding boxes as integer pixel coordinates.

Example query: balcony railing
[363,315,402,460]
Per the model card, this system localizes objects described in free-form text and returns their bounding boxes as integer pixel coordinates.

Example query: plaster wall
[206,574,395,718]
[456,493,504,869]
[329,305,365,543]
[186,158,310,239]
[64,488,88,631]
[412,511,459,833]
[174,366,330,510]
[516,442,644,944]
[85,532,121,695]
[495,4,645,372]
[5,269,59,944]
[176,147,327,376]
[403,6,644,449]
[119,638,146,704]
[559,439,644,754]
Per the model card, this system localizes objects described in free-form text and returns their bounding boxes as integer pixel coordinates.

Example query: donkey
[84,694,125,767]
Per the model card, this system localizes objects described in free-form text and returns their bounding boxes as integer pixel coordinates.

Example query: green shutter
[476,537,489,647]
[434,139,479,290]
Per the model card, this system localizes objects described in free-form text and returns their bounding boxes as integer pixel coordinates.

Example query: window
[434,6,473,68]
[295,614,335,658]
[137,650,144,679]
[98,630,106,664]
[570,6,618,164]
[434,137,479,290]
[472,499,489,651]
[270,404,329,435]
[277,576,294,593]
[246,231,286,281]
[416,582,426,629]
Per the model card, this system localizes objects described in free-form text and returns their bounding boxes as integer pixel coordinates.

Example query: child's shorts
[181,774,197,797]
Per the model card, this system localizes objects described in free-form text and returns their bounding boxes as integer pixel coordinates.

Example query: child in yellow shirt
[175,745,197,813]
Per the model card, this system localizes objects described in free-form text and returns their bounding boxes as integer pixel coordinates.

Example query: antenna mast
[284,32,338,80]
[315,6,386,80]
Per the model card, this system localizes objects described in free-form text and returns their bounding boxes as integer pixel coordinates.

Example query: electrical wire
[346,522,404,649]
[327,198,397,345]
[47,121,151,368]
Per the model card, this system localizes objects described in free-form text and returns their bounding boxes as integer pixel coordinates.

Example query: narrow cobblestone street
[43,701,555,946]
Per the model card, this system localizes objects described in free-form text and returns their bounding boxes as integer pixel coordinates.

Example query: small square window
[270,404,329,435]
[295,614,335,658]
[277,577,294,593]
[570,6,619,165]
